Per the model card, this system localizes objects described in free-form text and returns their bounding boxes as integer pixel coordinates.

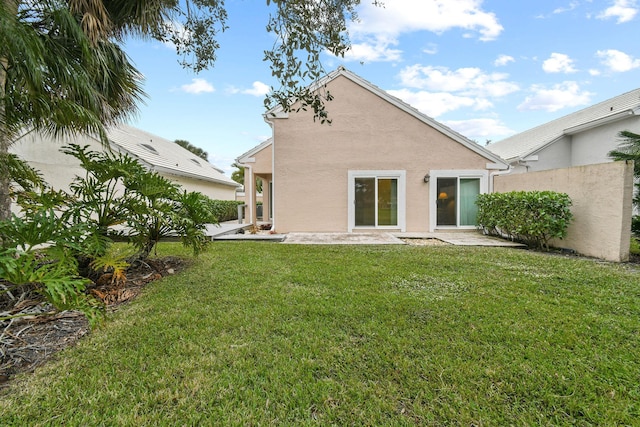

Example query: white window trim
[348,170,406,232]
[428,170,488,232]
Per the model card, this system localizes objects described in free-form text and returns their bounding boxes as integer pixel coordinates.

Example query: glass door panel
[436,178,457,226]
[377,178,398,226]
[460,178,480,226]
[355,177,375,226]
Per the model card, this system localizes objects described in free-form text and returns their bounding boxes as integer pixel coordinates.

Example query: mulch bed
[0,256,186,389]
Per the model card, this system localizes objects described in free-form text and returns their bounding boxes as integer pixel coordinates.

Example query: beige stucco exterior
[253,71,506,233]
[494,161,634,262]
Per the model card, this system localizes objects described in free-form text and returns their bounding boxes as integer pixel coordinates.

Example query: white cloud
[596,49,640,72]
[444,118,515,140]
[181,78,215,94]
[343,0,503,63]
[494,54,515,67]
[542,53,577,73]
[358,0,503,41]
[397,65,520,98]
[589,69,602,76]
[343,40,403,62]
[597,0,638,23]
[228,81,272,96]
[387,89,492,118]
[517,82,593,112]
[423,43,438,55]
[553,1,580,14]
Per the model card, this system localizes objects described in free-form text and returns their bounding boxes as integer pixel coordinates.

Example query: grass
[1,242,639,425]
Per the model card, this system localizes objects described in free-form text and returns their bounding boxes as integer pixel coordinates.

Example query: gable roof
[107,124,239,187]
[487,88,640,161]
[265,67,508,169]
[236,138,272,163]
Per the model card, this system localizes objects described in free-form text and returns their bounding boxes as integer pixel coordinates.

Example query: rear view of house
[237,67,508,233]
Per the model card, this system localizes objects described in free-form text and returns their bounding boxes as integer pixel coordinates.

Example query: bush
[206,199,244,222]
[632,215,640,236]
[476,191,573,250]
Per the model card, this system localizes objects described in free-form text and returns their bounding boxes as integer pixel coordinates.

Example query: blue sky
[123,0,640,174]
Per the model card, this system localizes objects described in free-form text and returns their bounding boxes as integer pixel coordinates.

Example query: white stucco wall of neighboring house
[513,137,572,174]
[166,175,236,200]
[570,116,640,167]
[9,131,237,215]
[10,132,99,195]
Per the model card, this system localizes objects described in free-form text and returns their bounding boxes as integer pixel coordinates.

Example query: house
[236,67,509,233]
[487,88,640,173]
[10,124,240,205]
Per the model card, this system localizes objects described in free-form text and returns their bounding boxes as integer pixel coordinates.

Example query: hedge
[476,191,573,250]
[206,200,245,223]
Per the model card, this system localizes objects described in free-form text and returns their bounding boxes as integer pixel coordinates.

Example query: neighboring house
[236,67,508,233]
[10,124,240,206]
[487,88,640,173]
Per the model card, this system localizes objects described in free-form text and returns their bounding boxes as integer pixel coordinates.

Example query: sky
[123,0,640,175]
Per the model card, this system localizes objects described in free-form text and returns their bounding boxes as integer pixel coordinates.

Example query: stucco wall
[494,161,634,262]
[570,116,640,167]
[523,137,572,173]
[271,75,495,233]
[10,132,236,215]
[167,175,236,200]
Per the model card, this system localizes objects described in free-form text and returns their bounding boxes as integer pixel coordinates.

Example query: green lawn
[1,243,639,425]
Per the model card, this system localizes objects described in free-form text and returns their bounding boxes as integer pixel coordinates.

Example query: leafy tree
[608,130,640,208]
[1,0,374,220]
[175,139,208,161]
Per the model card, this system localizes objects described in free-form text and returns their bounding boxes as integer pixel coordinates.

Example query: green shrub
[632,215,640,236]
[476,191,573,250]
[206,199,244,222]
[630,237,640,256]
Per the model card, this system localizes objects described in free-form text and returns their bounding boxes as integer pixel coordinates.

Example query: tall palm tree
[0,0,146,219]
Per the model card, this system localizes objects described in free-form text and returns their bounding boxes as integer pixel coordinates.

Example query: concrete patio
[206,223,526,247]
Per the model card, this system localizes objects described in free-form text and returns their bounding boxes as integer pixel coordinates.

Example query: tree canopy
[175,140,208,161]
[1,0,374,219]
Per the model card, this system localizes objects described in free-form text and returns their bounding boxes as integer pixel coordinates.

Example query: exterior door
[431,171,486,230]
[349,171,406,232]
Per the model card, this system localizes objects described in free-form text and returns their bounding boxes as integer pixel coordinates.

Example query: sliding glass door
[435,176,482,228]
[350,171,405,231]
[355,177,398,227]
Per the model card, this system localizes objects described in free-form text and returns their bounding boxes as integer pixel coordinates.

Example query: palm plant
[0,0,145,220]
[609,130,640,210]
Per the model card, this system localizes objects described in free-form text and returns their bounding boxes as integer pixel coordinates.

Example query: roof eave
[563,108,639,135]
[153,165,241,188]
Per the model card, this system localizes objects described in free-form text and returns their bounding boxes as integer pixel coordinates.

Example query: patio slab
[395,232,527,247]
[283,232,405,245]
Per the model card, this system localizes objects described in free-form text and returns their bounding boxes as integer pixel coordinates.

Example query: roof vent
[190,158,202,167]
[140,143,159,154]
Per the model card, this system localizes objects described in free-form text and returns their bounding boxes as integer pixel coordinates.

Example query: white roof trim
[265,67,508,169]
[563,108,638,135]
[152,165,240,187]
[236,138,273,163]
